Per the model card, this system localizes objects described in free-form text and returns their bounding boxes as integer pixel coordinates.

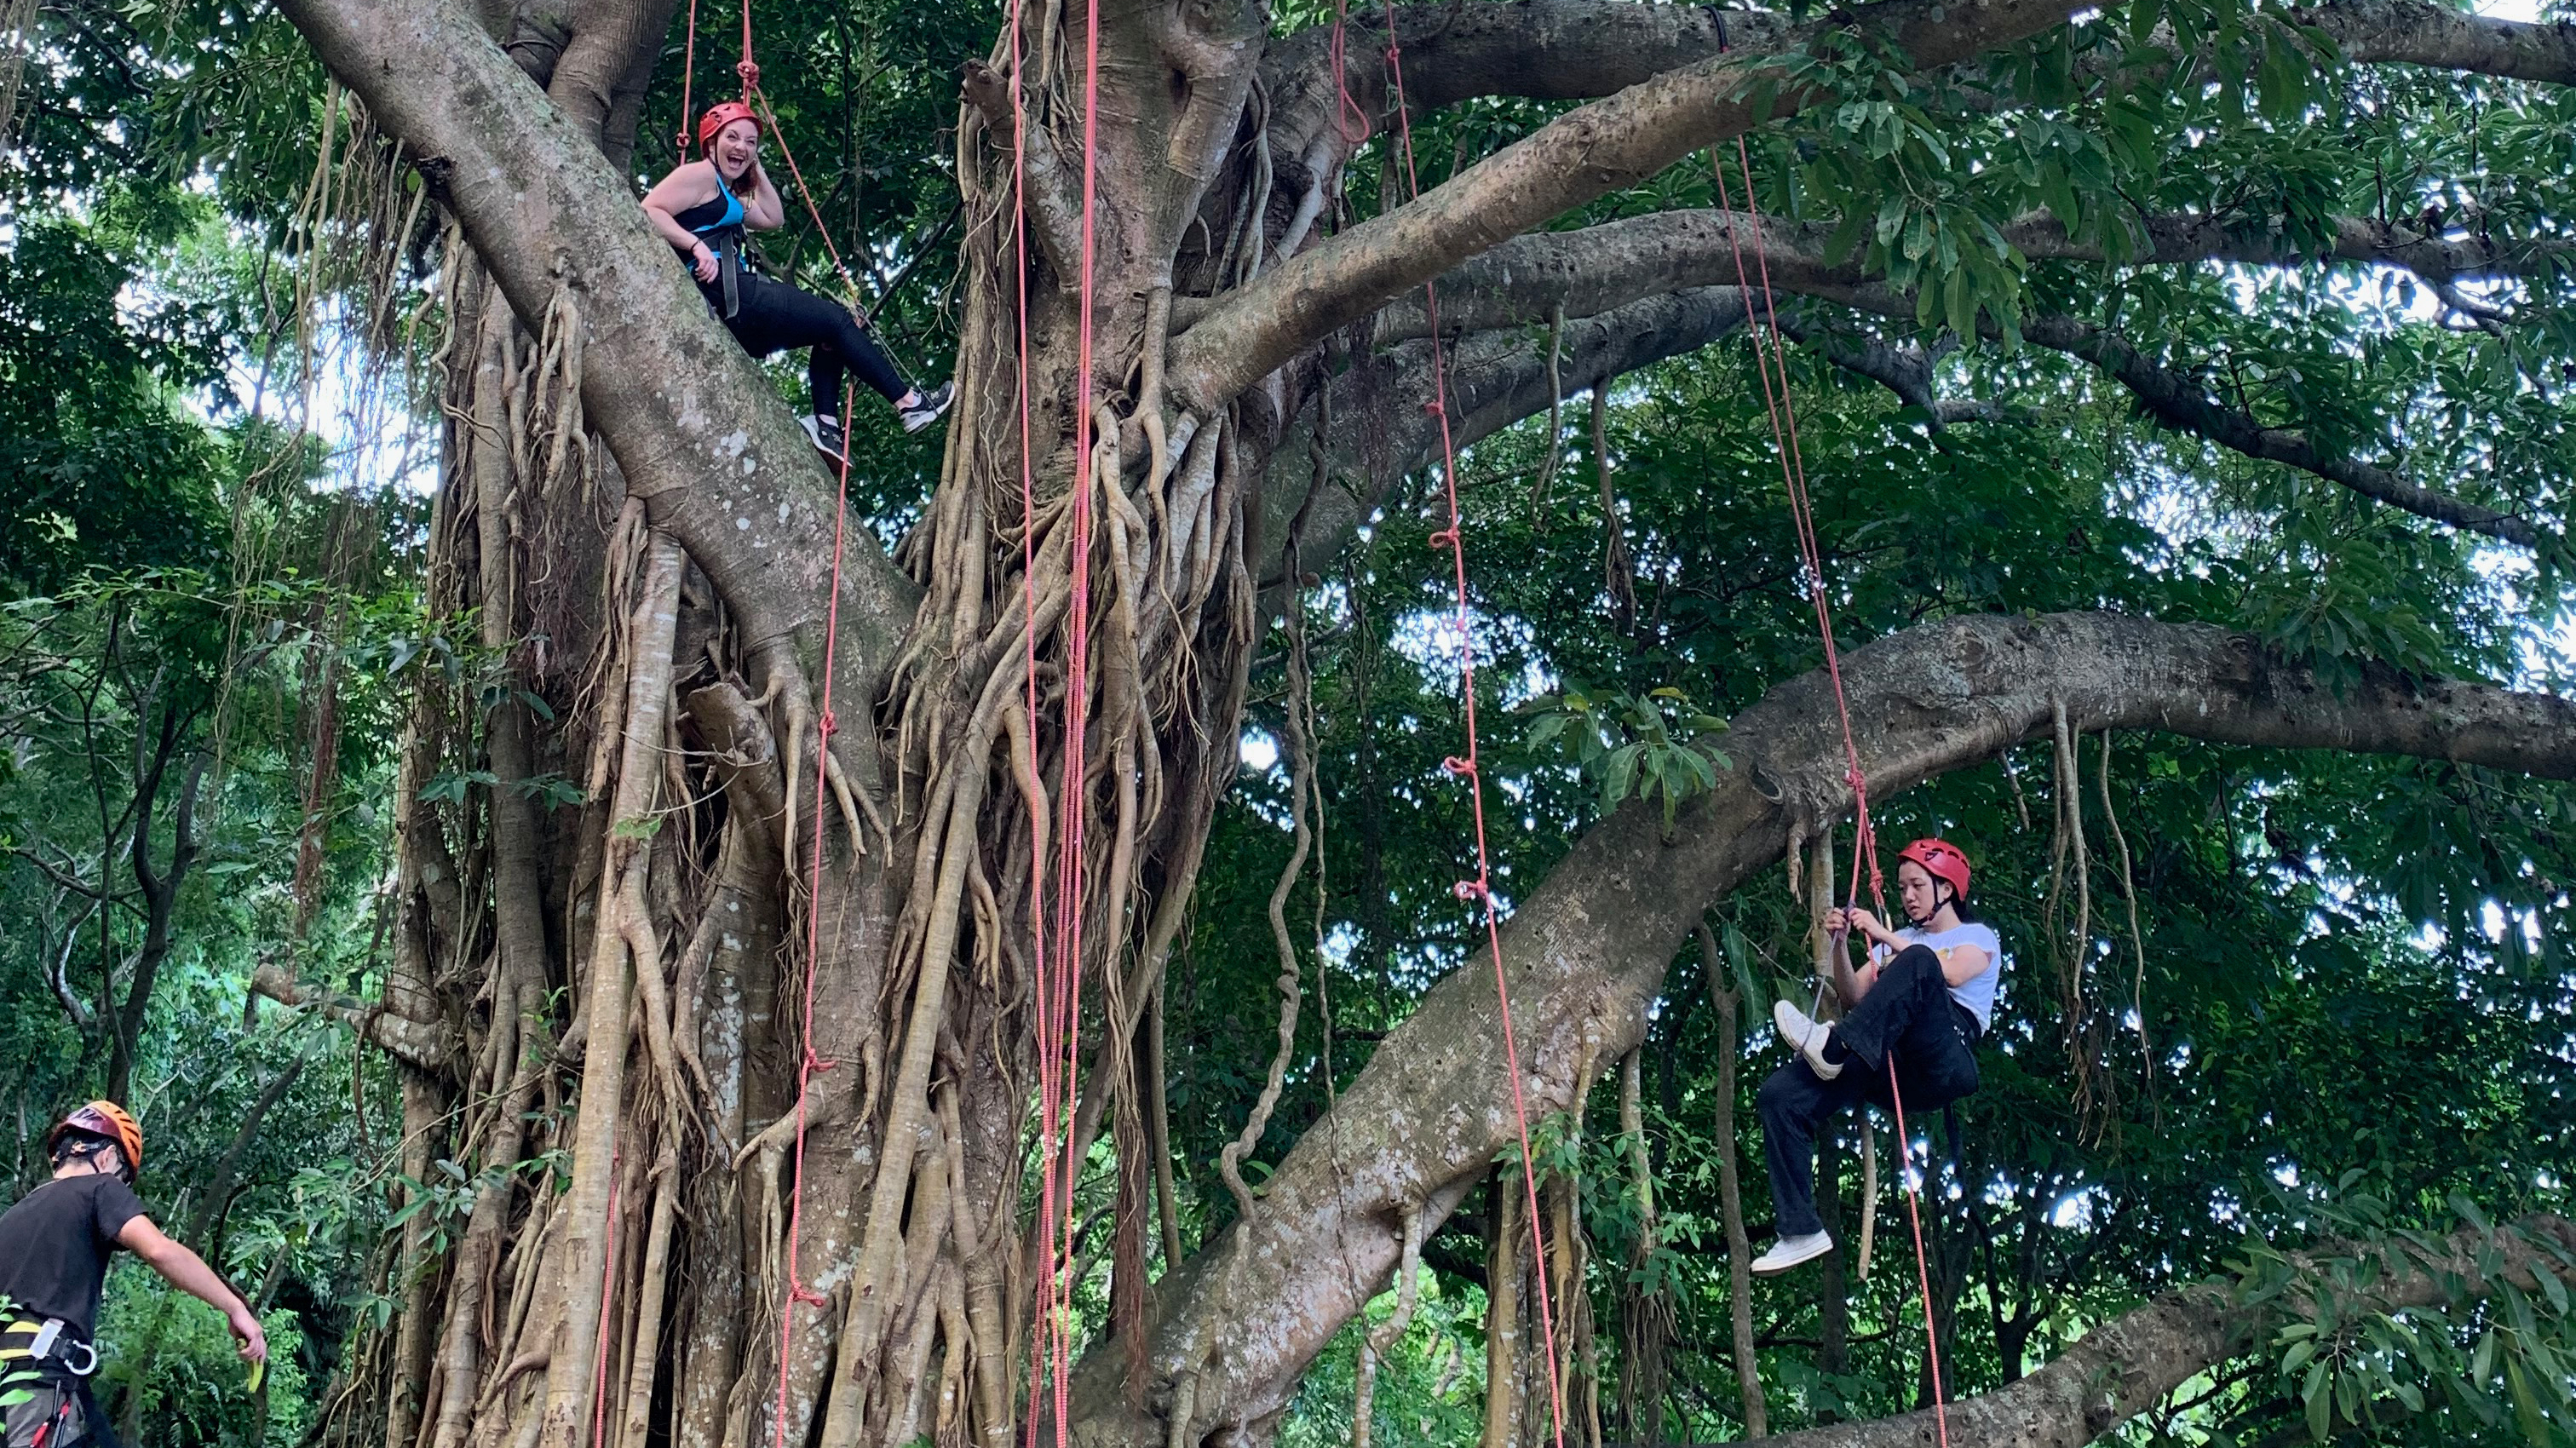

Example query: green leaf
[2506,1358,2550,1448]
[2302,1360,2332,1442]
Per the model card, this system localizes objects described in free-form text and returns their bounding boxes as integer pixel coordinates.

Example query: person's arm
[117,1215,267,1361]
[1939,943,1991,987]
[1822,906,1904,1004]
[740,162,785,231]
[640,164,722,281]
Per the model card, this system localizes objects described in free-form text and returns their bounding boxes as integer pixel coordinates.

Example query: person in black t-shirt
[0,1102,267,1448]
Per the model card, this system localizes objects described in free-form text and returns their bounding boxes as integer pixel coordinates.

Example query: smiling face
[1895,859,1948,926]
[711,118,760,181]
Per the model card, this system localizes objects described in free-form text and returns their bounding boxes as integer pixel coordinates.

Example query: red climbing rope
[676,0,699,157]
[1372,18,1569,1448]
[1707,134,1950,1448]
[770,382,860,1448]
[1004,0,1106,1433]
[741,80,869,307]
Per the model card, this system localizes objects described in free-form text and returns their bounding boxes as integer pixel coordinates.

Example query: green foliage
[0,210,233,595]
[95,1264,312,1447]
[1514,683,1729,830]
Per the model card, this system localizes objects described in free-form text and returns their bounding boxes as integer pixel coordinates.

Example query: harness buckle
[9,1319,97,1377]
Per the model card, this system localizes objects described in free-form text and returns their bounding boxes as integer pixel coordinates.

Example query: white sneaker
[1773,998,1843,1081]
[1751,1231,1834,1276]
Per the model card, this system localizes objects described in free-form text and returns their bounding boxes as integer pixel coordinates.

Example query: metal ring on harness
[3,1320,99,1378]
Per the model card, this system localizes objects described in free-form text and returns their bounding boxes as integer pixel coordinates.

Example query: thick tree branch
[961,60,1084,279]
[1262,0,2576,164]
[1261,0,1766,164]
[1167,0,2087,412]
[1383,208,2567,342]
[2304,0,2576,86]
[250,962,458,1071]
[1728,1213,2576,1448]
[1077,610,2576,1443]
[1399,210,2552,546]
[2018,313,2547,549]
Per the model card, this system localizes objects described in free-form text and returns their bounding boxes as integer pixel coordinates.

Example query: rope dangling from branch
[1375,11,1571,1444]
[1710,125,1946,1446]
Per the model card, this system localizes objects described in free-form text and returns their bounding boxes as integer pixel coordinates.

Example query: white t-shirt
[1875,922,2003,1032]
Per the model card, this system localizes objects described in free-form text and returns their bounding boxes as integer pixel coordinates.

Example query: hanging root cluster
[2039,706,2155,1142]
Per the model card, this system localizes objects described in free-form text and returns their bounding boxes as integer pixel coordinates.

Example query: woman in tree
[641,102,953,456]
[1751,837,1998,1274]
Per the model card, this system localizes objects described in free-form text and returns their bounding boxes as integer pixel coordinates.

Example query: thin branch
[2019,313,2546,549]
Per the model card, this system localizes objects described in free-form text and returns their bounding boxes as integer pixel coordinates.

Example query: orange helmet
[48,1101,142,1181]
[697,101,759,152]
[1895,837,1971,905]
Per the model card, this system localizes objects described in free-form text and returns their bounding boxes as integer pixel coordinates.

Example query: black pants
[701,271,909,421]
[1756,945,1981,1238]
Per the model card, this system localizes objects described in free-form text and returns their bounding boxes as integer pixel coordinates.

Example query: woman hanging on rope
[1751,837,2000,1274]
[641,101,953,456]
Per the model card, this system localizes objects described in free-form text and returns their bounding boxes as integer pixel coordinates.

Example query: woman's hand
[692,241,720,283]
[1825,906,1898,947]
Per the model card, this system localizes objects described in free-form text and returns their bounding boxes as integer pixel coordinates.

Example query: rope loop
[790,1284,829,1308]
[1428,526,1458,550]
[1452,880,1487,901]
[737,57,761,89]
[819,710,838,738]
[1440,755,1476,778]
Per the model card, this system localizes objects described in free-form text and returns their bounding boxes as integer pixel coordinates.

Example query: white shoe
[1773,998,1843,1081]
[1751,1231,1834,1276]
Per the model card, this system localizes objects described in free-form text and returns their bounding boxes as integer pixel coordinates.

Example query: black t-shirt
[0,1175,147,1340]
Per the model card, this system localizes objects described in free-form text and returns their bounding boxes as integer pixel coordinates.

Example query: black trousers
[1756,945,1981,1238]
[701,271,909,420]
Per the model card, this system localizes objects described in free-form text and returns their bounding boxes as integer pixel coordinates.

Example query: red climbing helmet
[697,101,760,152]
[47,1100,143,1181]
[1895,837,1971,905]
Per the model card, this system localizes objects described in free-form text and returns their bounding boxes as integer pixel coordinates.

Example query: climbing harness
[1,1320,97,1448]
[676,163,752,319]
[0,1322,95,1382]
[1709,130,1952,1445]
[1364,14,1572,1448]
